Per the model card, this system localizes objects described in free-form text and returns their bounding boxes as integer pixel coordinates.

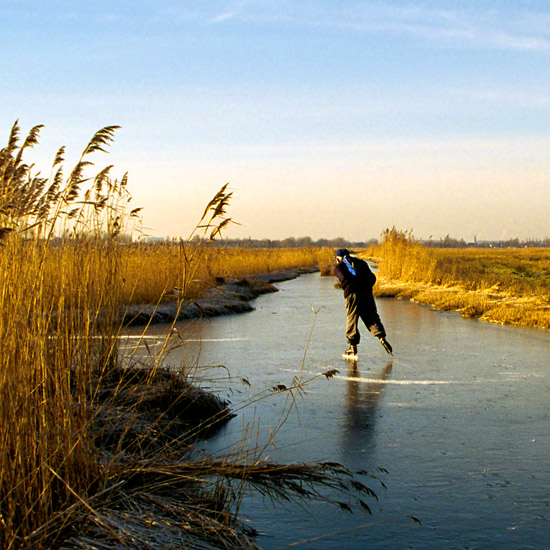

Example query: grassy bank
[368,228,550,329]
[0,123,381,549]
[119,243,334,306]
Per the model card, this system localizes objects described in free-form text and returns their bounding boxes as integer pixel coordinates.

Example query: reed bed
[118,244,333,306]
[0,122,127,549]
[1,122,382,549]
[369,228,550,328]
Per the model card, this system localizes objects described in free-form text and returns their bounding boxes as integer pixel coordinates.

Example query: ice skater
[334,248,393,360]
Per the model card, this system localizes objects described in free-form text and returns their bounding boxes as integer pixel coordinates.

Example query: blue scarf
[343,256,356,277]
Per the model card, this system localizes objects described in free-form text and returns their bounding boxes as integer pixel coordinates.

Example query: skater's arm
[334,263,351,286]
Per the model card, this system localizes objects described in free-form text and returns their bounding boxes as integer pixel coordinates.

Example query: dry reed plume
[0,121,132,548]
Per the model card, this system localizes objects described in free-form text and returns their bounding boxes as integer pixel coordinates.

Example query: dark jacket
[334,256,376,298]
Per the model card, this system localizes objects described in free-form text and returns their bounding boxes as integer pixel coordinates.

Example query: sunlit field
[369,228,550,329]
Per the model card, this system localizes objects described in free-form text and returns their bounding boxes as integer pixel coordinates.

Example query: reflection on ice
[342,362,393,458]
[345,361,393,428]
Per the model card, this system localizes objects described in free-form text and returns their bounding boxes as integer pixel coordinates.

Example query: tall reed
[374,228,550,296]
[374,227,438,284]
[0,122,129,548]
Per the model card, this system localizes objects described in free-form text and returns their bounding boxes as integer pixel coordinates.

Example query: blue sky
[2,1,550,241]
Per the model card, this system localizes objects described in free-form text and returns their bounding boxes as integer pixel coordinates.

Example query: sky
[2,1,550,242]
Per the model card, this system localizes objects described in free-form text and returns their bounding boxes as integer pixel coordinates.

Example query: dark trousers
[345,291,386,346]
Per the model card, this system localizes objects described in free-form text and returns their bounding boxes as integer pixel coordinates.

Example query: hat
[334,248,350,258]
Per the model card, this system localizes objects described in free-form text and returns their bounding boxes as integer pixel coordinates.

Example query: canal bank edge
[121,267,319,326]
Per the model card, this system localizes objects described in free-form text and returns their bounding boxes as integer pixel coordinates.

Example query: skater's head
[335,248,350,261]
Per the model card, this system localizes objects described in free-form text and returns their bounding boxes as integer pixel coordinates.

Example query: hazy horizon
[2,1,549,242]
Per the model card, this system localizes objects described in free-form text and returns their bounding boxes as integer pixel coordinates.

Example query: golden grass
[118,244,334,305]
[0,239,125,548]
[0,121,131,548]
[368,229,550,329]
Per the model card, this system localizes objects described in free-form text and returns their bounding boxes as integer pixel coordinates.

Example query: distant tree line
[143,232,550,249]
[209,236,378,249]
[380,227,550,249]
[421,234,550,249]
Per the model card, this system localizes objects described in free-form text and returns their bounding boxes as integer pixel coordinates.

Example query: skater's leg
[358,296,393,356]
[345,293,360,347]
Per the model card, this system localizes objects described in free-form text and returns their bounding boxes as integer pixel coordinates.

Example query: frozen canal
[125,272,550,549]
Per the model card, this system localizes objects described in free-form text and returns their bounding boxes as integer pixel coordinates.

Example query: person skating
[334,248,393,359]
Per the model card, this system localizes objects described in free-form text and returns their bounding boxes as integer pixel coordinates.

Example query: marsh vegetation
[0,123,379,549]
[7,119,544,548]
[369,228,550,329]
[119,243,334,307]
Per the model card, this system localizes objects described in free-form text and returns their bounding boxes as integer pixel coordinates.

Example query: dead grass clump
[60,458,386,550]
[411,288,488,317]
[58,360,387,549]
[92,366,234,455]
[373,282,420,300]
[482,304,550,329]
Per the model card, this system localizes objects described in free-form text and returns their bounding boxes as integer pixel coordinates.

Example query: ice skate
[342,345,358,361]
[379,337,393,356]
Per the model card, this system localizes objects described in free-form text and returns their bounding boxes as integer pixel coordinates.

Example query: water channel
[124,273,550,549]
